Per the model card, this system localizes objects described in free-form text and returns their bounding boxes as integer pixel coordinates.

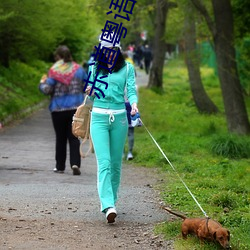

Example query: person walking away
[125,102,135,160]
[85,33,138,223]
[135,44,144,69]
[143,44,152,74]
[87,46,96,67]
[39,45,87,175]
[123,51,137,160]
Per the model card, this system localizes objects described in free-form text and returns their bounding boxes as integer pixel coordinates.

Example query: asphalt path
[0,69,172,249]
[0,105,165,223]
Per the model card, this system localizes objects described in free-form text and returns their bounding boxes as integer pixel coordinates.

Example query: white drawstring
[109,112,115,124]
[92,107,125,125]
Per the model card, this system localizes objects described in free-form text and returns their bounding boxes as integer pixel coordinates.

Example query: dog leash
[139,118,209,218]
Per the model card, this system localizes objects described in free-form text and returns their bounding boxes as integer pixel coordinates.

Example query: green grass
[129,58,250,250]
[0,60,50,123]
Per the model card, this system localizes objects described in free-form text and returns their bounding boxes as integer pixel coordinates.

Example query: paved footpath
[0,71,173,249]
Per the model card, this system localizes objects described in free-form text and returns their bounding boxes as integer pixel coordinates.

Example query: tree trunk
[148,0,168,89]
[184,4,218,114]
[212,0,250,134]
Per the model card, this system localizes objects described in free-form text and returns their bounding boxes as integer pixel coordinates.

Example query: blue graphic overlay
[101,22,127,47]
[84,71,108,99]
[107,0,137,21]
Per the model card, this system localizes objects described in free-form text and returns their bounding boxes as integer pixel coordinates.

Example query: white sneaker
[127,152,133,160]
[105,207,117,223]
[53,168,64,173]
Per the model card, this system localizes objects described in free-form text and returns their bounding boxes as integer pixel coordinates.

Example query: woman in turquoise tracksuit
[86,38,138,223]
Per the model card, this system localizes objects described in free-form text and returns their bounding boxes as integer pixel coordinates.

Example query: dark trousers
[51,110,81,171]
[125,102,134,153]
[144,59,151,74]
[127,127,134,152]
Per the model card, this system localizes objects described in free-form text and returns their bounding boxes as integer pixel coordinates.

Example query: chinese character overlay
[84,71,108,99]
[107,0,137,21]
[101,22,127,47]
[90,44,121,73]
[85,0,137,99]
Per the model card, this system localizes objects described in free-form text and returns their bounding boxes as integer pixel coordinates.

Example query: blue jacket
[39,67,87,112]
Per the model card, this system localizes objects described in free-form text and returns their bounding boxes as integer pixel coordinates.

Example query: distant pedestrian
[143,44,152,74]
[87,46,96,67]
[39,45,87,175]
[134,45,144,69]
[123,52,138,161]
[125,101,135,160]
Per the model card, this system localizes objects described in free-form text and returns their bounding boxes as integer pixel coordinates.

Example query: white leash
[139,118,209,218]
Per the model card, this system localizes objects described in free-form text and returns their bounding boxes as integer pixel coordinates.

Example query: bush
[0,60,48,122]
[210,135,250,159]
[210,191,237,209]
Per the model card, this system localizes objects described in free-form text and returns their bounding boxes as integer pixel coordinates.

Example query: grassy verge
[0,60,49,124]
[129,59,250,250]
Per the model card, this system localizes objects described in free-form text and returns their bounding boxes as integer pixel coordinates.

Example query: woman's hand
[40,74,47,84]
[85,86,95,96]
[131,103,138,116]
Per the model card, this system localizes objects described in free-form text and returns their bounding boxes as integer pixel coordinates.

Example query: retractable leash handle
[131,112,142,127]
[139,117,209,218]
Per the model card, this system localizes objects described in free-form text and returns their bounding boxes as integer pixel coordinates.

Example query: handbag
[72,95,93,158]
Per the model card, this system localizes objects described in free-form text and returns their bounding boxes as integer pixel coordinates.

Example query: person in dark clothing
[134,45,144,69]
[87,46,96,67]
[143,45,152,74]
[39,45,87,175]
[125,101,134,160]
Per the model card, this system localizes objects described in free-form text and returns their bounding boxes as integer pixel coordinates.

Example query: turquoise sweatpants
[90,111,128,212]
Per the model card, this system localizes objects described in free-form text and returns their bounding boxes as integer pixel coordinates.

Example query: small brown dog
[163,207,231,249]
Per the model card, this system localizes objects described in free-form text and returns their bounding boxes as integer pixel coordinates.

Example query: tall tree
[148,0,177,89]
[184,1,218,114]
[190,0,250,134]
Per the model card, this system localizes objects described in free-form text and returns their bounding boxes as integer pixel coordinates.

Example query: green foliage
[0,60,49,122]
[129,58,250,249]
[165,4,184,44]
[0,0,96,66]
[210,135,250,159]
[201,121,217,136]
[232,0,250,39]
[123,0,155,46]
[210,191,238,209]
[236,37,250,95]
[90,0,156,47]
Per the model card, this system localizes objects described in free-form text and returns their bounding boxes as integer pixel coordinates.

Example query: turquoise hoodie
[88,62,138,110]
